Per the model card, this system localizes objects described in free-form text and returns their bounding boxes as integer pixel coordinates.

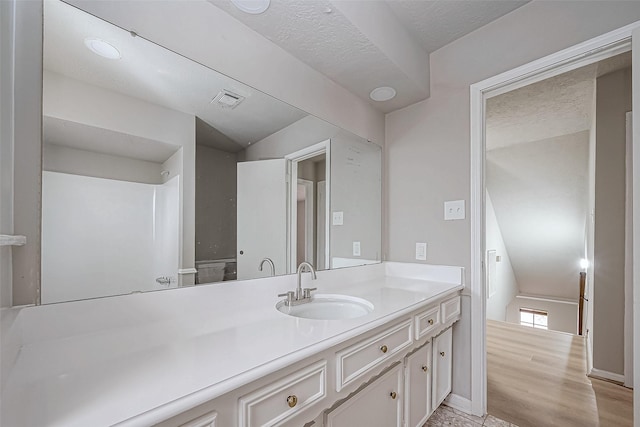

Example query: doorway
[469,23,640,420]
[287,140,331,272]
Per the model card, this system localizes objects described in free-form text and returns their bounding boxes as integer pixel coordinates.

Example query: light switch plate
[333,211,344,226]
[444,200,465,220]
[353,241,361,256]
[415,242,427,261]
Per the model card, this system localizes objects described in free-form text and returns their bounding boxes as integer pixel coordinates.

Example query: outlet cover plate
[353,241,361,256]
[333,211,344,226]
[444,200,465,220]
[416,242,427,261]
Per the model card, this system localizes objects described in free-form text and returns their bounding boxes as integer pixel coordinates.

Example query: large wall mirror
[41,0,382,304]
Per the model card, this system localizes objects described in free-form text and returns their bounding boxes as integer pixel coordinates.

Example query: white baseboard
[590,368,625,384]
[444,393,474,415]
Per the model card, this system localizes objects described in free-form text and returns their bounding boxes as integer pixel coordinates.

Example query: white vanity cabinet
[404,342,432,427]
[432,327,453,410]
[136,294,461,427]
[325,364,404,427]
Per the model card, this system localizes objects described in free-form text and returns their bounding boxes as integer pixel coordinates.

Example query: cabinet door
[432,327,453,410]
[326,364,403,427]
[404,342,432,427]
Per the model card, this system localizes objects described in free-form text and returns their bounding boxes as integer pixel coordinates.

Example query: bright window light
[520,308,548,330]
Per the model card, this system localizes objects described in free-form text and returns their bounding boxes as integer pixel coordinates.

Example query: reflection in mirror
[41,0,381,304]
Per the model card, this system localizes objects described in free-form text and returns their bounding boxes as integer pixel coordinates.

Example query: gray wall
[0,0,16,308]
[195,144,237,262]
[10,0,42,307]
[386,1,640,401]
[592,67,631,376]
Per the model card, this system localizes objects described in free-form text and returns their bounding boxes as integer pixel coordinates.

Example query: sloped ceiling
[485,52,630,301]
[486,132,589,300]
[45,0,307,155]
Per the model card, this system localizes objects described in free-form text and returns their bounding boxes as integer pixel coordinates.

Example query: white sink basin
[276,294,374,320]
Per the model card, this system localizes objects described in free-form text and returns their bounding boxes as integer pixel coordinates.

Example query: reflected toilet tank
[195,259,237,284]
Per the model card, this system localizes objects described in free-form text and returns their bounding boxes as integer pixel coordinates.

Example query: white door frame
[285,140,330,272]
[625,111,634,388]
[470,22,640,417]
[297,178,315,264]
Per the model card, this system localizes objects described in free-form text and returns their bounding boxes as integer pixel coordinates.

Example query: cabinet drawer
[414,305,440,340]
[336,319,413,391]
[238,360,327,427]
[441,296,461,324]
[180,411,217,427]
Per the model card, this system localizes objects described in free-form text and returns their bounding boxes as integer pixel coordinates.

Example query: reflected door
[237,159,288,280]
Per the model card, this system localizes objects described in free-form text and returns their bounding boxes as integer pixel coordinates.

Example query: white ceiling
[44,0,307,155]
[209,0,529,113]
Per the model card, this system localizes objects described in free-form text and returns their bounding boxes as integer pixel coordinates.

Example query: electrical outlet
[444,200,465,220]
[333,211,344,226]
[416,242,427,261]
[353,241,361,256]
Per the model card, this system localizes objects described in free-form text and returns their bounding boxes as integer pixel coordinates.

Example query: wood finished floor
[487,320,633,427]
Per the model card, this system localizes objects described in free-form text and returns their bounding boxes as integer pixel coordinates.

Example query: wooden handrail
[578,272,586,336]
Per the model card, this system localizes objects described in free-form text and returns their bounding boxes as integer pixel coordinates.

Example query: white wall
[41,172,179,303]
[592,67,631,376]
[152,176,180,290]
[485,192,519,322]
[43,144,164,184]
[506,296,578,335]
[386,0,640,401]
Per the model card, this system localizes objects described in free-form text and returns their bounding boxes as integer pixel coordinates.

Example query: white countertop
[1,262,464,427]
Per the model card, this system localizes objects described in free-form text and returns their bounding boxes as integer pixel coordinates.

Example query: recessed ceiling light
[230,0,270,14]
[84,38,121,59]
[369,86,396,102]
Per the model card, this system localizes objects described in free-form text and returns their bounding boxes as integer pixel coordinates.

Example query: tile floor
[425,404,517,427]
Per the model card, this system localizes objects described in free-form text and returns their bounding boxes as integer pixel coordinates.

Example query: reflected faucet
[296,261,317,300]
[278,261,317,306]
[259,257,276,276]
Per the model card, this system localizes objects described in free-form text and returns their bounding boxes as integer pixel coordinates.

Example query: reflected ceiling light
[230,0,270,14]
[84,38,121,59]
[369,86,396,102]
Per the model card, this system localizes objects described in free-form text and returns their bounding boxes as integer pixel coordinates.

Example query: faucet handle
[278,291,295,305]
[303,287,317,299]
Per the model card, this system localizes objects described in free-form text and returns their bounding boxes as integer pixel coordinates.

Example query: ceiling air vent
[212,90,245,109]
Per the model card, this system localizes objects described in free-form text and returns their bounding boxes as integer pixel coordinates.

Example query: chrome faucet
[259,257,276,276]
[278,261,317,306]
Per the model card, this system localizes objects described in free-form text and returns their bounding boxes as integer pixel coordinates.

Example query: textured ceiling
[44,0,306,155]
[385,0,529,53]
[486,52,631,151]
[486,132,589,300]
[209,0,530,112]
